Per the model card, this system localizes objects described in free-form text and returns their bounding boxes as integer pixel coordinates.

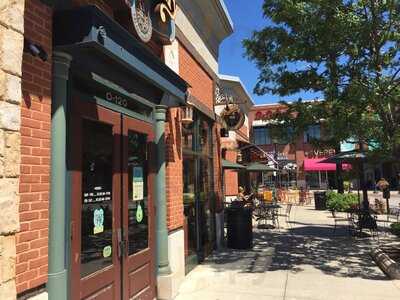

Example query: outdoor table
[254,202,281,228]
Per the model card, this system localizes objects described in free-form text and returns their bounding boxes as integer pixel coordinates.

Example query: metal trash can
[314,191,327,210]
[226,206,253,249]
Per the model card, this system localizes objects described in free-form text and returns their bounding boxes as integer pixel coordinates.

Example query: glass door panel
[81,119,114,278]
[122,116,155,300]
[127,130,149,255]
[70,98,122,300]
[183,155,197,258]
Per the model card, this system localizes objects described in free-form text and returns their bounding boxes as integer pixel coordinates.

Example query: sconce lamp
[237,152,243,163]
[181,104,194,126]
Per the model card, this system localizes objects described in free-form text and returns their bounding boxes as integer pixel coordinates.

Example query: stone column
[154,105,171,276]
[47,52,72,300]
[0,0,24,299]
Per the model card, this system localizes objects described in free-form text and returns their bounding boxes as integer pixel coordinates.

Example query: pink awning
[304,158,351,171]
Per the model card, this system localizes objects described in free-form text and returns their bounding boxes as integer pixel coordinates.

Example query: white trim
[253,99,324,108]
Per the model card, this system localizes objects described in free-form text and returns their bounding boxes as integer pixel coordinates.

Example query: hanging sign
[126,0,177,44]
[220,105,245,131]
[132,166,144,201]
[130,0,153,43]
[93,208,104,234]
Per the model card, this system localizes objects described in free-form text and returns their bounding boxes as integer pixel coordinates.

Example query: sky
[219,0,321,105]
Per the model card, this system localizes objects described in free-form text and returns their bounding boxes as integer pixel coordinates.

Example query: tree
[243,0,400,197]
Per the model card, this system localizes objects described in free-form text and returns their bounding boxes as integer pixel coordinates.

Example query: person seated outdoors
[236,186,254,207]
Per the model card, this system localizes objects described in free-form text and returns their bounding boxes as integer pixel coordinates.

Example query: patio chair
[278,203,293,227]
[331,210,354,235]
[253,200,279,229]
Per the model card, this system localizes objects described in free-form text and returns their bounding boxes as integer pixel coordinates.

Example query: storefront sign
[254,110,286,121]
[127,0,177,44]
[220,105,245,131]
[267,151,288,161]
[131,0,153,43]
[106,92,128,108]
[305,149,335,158]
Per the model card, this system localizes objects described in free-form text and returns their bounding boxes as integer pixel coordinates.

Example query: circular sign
[103,246,112,258]
[131,0,153,43]
[221,105,245,131]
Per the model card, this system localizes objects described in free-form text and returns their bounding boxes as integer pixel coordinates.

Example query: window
[183,111,215,260]
[304,125,321,143]
[253,127,271,145]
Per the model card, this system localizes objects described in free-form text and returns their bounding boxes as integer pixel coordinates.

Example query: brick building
[215,75,254,201]
[0,0,235,300]
[249,103,341,190]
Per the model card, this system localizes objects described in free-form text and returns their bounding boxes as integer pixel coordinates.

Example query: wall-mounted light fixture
[181,103,194,126]
[24,38,48,62]
[237,151,243,163]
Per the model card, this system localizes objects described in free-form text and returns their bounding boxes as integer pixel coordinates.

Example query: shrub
[390,222,400,236]
[326,191,359,212]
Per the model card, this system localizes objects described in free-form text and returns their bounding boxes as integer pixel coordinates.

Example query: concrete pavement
[175,205,400,300]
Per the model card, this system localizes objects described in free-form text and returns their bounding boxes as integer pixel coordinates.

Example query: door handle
[117,228,124,258]
[117,228,128,258]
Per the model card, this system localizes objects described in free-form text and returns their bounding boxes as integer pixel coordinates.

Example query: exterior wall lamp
[181,103,194,125]
[237,151,243,163]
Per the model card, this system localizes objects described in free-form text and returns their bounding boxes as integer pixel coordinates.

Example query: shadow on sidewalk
[205,223,387,281]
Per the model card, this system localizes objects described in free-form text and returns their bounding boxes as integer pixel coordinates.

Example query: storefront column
[154,105,171,276]
[48,52,72,300]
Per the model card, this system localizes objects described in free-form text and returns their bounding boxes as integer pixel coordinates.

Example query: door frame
[70,98,123,300]
[69,98,157,299]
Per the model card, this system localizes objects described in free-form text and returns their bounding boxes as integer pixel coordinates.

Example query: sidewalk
[175,205,400,300]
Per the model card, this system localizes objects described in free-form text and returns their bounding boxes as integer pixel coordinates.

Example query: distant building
[249,103,339,189]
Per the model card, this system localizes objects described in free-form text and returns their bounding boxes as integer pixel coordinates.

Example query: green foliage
[326,191,359,212]
[343,181,351,191]
[243,0,400,159]
[390,222,400,236]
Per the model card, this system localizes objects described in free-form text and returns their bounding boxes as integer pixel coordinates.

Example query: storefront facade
[215,75,254,201]
[2,1,233,300]
[249,104,339,190]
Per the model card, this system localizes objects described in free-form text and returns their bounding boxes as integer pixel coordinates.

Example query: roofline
[215,0,234,34]
[252,99,323,108]
[219,74,254,105]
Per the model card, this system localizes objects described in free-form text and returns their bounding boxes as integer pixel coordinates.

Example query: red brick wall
[165,41,217,230]
[16,0,52,293]
[224,150,239,196]
[178,42,213,111]
[165,108,184,231]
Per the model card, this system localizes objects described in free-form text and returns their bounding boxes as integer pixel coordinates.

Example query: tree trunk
[335,145,344,193]
[359,162,369,210]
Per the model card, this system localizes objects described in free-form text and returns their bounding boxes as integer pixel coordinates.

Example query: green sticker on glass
[136,202,143,223]
[103,245,112,258]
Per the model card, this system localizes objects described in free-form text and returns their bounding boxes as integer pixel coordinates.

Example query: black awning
[53,5,188,107]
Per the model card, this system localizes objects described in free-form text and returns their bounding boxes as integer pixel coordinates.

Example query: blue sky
[219,0,320,105]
